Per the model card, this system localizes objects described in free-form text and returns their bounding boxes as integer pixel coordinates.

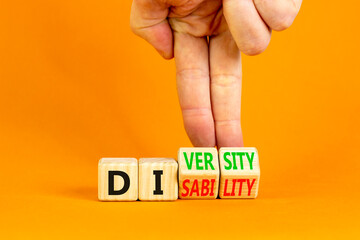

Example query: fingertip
[182,108,216,147]
[157,48,174,60]
[215,121,244,148]
[187,124,216,147]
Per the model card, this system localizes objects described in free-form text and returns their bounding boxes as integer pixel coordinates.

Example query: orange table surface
[1,0,360,239]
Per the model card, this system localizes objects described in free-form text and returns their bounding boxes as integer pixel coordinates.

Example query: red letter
[238,179,246,196]
[231,179,237,196]
[210,179,215,196]
[181,179,190,197]
[190,179,199,197]
[224,179,231,196]
[247,179,256,196]
[201,179,210,196]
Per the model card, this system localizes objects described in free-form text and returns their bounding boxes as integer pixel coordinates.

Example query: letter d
[108,171,130,195]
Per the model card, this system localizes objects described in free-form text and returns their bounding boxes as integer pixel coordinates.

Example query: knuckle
[176,68,208,80]
[211,74,241,88]
[215,119,240,127]
[241,38,270,56]
[254,0,299,31]
[271,11,297,31]
[182,107,213,118]
[271,2,299,31]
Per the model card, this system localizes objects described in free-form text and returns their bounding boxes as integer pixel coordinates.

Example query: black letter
[108,171,130,195]
[153,170,163,195]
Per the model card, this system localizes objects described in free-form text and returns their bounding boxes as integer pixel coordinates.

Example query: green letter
[204,152,215,170]
[238,152,245,170]
[246,152,255,170]
[195,152,203,170]
[224,152,232,170]
[231,152,238,170]
[184,152,194,170]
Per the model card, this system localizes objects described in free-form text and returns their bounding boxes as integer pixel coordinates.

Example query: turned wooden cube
[139,158,178,201]
[98,158,138,201]
[178,148,219,199]
[218,147,260,198]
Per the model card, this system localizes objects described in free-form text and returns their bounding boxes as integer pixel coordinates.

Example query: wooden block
[218,147,260,199]
[139,158,178,201]
[178,148,219,199]
[98,158,138,201]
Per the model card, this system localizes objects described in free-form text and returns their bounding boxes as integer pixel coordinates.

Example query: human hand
[130,0,302,147]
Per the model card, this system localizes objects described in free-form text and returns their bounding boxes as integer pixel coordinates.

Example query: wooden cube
[178,148,219,199]
[139,158,178,201]
[98,158,138,201]
[218,147,260,198]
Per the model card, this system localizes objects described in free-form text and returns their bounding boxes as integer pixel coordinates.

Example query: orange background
[1,0,359,239]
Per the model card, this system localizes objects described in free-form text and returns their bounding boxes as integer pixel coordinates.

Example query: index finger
[175,32,216,147]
